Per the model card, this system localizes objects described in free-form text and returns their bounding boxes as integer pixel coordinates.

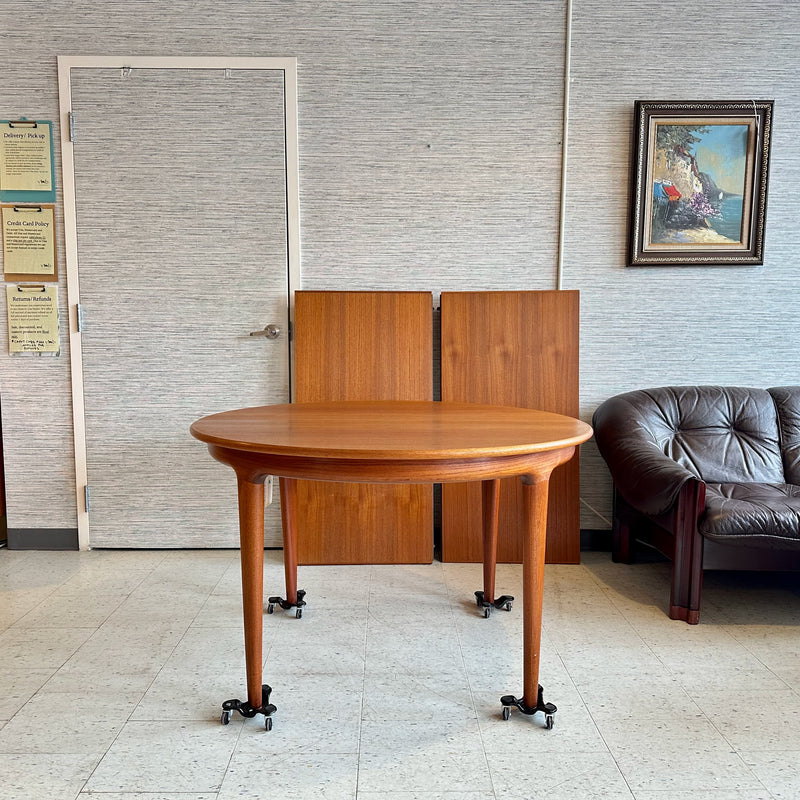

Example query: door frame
[57,56,301,550]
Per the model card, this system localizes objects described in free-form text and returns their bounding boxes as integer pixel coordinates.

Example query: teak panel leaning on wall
[440,290,580,564]
[293,291,434,564]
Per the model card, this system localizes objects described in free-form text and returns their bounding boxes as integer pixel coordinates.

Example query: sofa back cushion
[619,386,785,484]
[768,386,800,484]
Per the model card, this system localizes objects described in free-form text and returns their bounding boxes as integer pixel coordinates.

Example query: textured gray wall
[565,0,800,526]
[0,0,798,537]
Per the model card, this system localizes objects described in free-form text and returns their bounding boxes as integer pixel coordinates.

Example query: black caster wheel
[504,601,513,612]
[501,688,556,728]
[266,603,274,614]
[483,607,491,619]
[295,607,303,619]
[221,684,276,730]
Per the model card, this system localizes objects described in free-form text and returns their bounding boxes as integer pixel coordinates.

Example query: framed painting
[628,100,773,267]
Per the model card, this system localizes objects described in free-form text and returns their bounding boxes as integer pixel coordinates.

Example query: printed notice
[6,284,59,354]
[1,205,57,278]
[0,122,53,193]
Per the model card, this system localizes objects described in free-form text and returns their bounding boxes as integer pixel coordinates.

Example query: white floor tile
[12,591,125,629]
[77,794,219,800]
[0,587,59,630]
[487,750,634,799]
[43,625,188,693]
[364,623,467,677]
[84,721,239,793]
[474,688,608,754]
[631,791,773,800]
[359,795,494,800]
[740,750,800,799]
[357,719,494,794]
[219,751,358,800]
[0,626,95,670]
[0,667,55,720]
[691,688,800,751]
[0,752,98,800]
[192,591,253,627]
[0,689,139,754]
[613,746,763,793]
[2,548,800,799]
[651,640,786,691]
[361,671,475,721]
[130,664,250,722]
[271,609,367,649]
[233,690,361,752]
[263,642,366,679]
[297,579,371,609]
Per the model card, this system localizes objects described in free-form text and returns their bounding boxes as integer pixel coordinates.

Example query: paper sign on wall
[1,204,57,280]
[0,119,56,203]
[0,120,52,191]
[6,284,59,354]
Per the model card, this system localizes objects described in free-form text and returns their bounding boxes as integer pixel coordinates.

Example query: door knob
[249,324,281,339]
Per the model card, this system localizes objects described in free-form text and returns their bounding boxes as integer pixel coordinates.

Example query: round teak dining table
[190,400,593,730]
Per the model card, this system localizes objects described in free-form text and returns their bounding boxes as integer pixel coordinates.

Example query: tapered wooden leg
[237,474,266,709]
[279,477,298,605]
[500,471,556,726]
[265,477,306,618]
[475,478,515,617]
[521,474,549,708]
[481,479,500,602]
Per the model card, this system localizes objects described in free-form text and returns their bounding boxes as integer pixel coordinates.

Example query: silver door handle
[249,324,281,339]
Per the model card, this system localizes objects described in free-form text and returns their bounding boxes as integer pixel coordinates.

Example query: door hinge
[68,111,76,142]
[76,303,85,332]
[84,485,91,512]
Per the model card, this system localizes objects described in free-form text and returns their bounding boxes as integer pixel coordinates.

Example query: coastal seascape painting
[629,101,773,266]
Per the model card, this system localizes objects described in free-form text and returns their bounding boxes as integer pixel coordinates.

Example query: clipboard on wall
[1,204,58,282]
[6,283,60,355]
[0,119,56,203]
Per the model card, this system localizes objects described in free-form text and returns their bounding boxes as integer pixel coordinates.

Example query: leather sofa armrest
[593,395,701,517]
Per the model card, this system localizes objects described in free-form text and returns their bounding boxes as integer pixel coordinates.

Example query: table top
[190,401,592,461]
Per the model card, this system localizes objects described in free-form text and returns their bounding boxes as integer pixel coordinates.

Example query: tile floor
[1,546,800,800]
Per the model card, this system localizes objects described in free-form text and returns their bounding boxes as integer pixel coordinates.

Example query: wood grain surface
[192,401,591,488]
[440,291,581,563]
[191,400,591,457]
[292,291,433,564]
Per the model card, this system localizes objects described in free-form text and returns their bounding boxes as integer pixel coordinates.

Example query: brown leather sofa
[593,386,800,623]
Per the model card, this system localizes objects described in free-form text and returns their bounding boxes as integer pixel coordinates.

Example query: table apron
[207,444,576,484]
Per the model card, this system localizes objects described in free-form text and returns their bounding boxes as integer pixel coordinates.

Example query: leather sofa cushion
[626,386,785,484]
[701,482,800,548]
[593,386,788,516]
[769,386,800,485]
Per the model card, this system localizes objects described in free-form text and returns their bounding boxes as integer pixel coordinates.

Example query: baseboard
[3,527,610,555]
[7,528,79,550]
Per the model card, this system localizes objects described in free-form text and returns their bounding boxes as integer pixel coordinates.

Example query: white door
[59,58,300,548]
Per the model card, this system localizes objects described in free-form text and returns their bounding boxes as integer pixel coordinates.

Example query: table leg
[500,473,556,728]
[521,474,549,707]
[266,477,307,618]
[474,479,514,617]
[239,476,266,707]
[220,472,276,730]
